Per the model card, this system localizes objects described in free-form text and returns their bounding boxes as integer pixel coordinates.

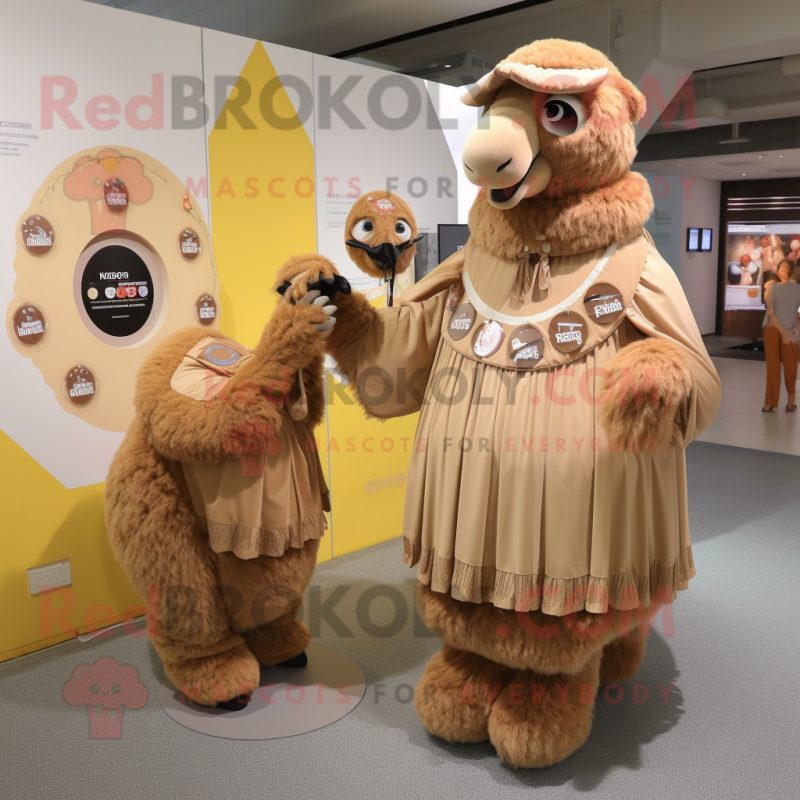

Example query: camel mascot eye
[394,220,412,242]
[352,219,375,242]
[541,95,585,136]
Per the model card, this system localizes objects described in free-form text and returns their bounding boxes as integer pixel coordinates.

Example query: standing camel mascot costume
[285,38,721,767]
[105,256,338,709]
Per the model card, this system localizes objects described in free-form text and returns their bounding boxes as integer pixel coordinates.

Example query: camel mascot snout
[289,38,721,767]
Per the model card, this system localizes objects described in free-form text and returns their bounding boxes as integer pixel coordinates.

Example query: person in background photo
[789,267,800,362]
[762,259,800,412]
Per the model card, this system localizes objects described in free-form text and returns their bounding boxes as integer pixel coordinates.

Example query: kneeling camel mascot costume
[105,257,336,709]
[286,38,722,767]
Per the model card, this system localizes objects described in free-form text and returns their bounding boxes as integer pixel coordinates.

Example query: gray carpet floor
[1,441,798,800]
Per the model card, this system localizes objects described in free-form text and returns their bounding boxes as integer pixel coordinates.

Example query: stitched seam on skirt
[404,536,695,616]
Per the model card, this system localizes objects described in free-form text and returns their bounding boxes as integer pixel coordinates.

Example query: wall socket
[28,559,72,596]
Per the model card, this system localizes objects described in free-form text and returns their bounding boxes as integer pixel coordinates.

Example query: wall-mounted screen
[700,228,713,252]
[687,227,700,252]
[724,222,800,312]
[438,224,470,264]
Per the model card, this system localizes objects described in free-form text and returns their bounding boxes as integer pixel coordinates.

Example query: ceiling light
[696,69,728,118]
[720,121,752,145]
[743,173,746,176]
[696,95,728,118]
[779,155,784,158]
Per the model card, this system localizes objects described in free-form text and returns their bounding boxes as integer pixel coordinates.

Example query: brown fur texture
[468,174,653,259]
[245,614,313,666]
[344,190,418,279]
[274,253,338,304]
[418,583,619,676]
[106,261,330,705]
[414,646,514,744]
[487,653,602,768]
[265,252,380,390]
[598,338,693,451]
[599,627,646,684]
[324,290,377,387]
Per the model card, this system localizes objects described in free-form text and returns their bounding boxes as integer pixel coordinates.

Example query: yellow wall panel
[326,382,418,558]
[207,41,329,562]
[0,430,143,661]
[208,41,317,346]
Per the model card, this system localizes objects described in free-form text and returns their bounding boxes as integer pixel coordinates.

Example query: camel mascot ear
[606,74,647,125]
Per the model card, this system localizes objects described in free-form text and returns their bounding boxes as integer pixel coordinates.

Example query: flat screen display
[700,228,713,252]
[438,224,470,264]
[724,222,800,311]
[686,227,700,252]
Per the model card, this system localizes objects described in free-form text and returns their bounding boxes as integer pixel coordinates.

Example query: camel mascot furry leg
[105,256,336,709]
[283,38,721,767]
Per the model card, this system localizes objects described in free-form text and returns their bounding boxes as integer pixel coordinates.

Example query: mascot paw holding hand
[105,255,335,711]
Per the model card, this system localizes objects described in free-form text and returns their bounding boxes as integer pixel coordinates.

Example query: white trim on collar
[462,242,619,325]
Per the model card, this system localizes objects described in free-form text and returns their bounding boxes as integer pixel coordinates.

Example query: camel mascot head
[460,39,652,256]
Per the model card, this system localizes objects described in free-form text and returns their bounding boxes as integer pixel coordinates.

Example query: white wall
[679,177,721,335]
[424,82,480,224]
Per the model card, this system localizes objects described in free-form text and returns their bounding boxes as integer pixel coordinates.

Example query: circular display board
[158,643,366,740]
[6,146,220,432]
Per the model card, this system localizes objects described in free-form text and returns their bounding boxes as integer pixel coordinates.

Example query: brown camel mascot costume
[105,256,339,710]
[278,38,720,765]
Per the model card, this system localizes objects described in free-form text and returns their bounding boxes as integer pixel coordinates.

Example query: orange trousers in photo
[764,325,798,407]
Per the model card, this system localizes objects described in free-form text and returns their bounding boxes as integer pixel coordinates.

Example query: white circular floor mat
[158,643,366,740]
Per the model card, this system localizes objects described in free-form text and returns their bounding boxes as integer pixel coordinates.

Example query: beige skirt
[182,416,329,561]
[401,320,695,617]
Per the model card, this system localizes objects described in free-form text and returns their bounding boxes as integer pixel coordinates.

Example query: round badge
[21,215,55,255]
[195,294,217,326]
[448,302,476,341]
[446,288,459,313]
[507,325,544,368]
[12,304,46,345]
[179,228,201,260]
[370,197,396,214]
[584,283,624,325]
[103,178,128,212]
[87,287,99,300]
[473,320,505,358]
[204,344,240,367]
[549,311,587,354]
[65,365,96,406]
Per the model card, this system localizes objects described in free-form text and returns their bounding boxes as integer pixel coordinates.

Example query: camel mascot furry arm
[105,255,335,709]
[293,39,721,767]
